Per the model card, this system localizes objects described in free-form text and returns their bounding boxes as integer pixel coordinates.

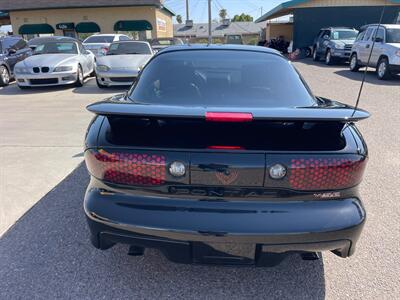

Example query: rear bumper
[84,186,366,265]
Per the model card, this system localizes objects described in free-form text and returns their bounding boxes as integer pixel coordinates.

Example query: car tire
[75,65,84,87]
[0,65,10,87]
[96,77,107,88]
[377,57,391,80]
[312,48,319,61]
[325,49,333,65]
[349,54,360,72]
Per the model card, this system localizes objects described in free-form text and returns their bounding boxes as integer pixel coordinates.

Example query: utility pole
[186,0,190,21]
[208,0,212,44]
[261,7,263,17]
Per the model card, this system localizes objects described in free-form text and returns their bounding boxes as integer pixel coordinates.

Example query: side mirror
[7,48,17,55]
[323,35,330,40]
[374,37,383,43]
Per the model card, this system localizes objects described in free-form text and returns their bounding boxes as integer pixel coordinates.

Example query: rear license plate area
[193,242,256,265]
[190,153,265,187]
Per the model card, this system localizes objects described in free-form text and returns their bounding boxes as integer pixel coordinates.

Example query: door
[79,43,93,75]
[318,30,330,55]
[359,27,374,64]
[370,27,385,66]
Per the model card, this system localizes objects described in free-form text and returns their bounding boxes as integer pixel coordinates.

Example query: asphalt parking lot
[1,62,399,299]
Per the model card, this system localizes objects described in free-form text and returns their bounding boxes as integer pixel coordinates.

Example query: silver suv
[350,24,400,80]
[313,27,358,65]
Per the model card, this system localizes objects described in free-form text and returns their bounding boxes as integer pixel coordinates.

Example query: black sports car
[84,45,369,266]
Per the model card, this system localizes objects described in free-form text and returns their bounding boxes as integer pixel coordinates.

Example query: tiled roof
[174,22,265,38]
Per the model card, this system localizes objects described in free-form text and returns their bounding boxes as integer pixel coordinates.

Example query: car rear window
[84,36,114,44]
[129,50,316,108]
[108,42,152,55]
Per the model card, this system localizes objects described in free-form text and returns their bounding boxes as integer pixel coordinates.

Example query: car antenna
[351,2,387,117]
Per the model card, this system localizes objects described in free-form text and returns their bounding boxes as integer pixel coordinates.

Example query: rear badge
[169,161,186,177]
[313,192,341,199]
[216,170,239,185]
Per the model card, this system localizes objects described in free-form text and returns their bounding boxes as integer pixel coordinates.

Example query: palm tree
[219,9,227,20]
[176,15,183,24]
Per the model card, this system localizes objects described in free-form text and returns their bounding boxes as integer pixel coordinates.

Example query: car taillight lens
[288,155,367,191]
[85,149,166,185]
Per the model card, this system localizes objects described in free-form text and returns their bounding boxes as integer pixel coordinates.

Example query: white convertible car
[14,36,95,89]
[95,41,154,88]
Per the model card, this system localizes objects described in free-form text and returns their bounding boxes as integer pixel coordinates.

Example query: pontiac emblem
[215,169,238,185]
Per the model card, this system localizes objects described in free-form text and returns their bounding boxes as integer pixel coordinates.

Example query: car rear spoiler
[87,95,370,123]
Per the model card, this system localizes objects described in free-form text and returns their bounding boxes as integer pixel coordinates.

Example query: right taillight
[288,155,367,191]
[266,154,367,191]
[85,149,166,186]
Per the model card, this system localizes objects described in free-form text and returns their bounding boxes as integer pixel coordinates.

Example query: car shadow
[295,58,400,85]
[72,78,129,95]
[334,70,400,86]
[0,164,326,299]
[294,57,349,69]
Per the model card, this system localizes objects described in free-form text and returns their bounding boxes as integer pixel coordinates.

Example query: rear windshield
[108,42,152,55]
[151,39,183,46]
[129,50,316,108]
[33,42,78,55]
[84,36,114,44]
[386,28,400,43]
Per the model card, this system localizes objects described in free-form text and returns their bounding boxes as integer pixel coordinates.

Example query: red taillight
[101,47,109,55]
[288,156,367,191]
[85,149,166,185]
[206,112,253,122]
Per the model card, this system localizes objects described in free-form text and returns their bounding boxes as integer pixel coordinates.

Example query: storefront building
[256,0,400,49]
[0,0,174,40]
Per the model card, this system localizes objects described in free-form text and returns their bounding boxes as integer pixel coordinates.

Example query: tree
[219,9,227,20]
[232,13,253,22]
[176,15,183,24]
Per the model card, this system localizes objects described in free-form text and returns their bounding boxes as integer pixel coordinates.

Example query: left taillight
[85,149,166,186]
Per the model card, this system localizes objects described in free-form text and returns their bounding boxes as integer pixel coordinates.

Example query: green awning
[75,22,100,33]
[114,20,153,32]
[19,23,55,34]
[56,22,75,30]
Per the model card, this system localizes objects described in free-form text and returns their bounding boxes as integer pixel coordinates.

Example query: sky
[0,0,285,32]
[164,0,285,23]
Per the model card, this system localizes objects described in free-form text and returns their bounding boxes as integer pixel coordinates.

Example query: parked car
[84,45,369,267]
[14,37,95,89]
[0,36,31,86]
[313,27,358,65]
[83,34,131,57]
[148,37,184,52]
[350,24,400,80]
[96,41,154,88]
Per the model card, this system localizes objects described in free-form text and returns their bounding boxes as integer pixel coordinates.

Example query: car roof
[0,36,23,40]
[90,34,121,37]
[320,27,356,31]
[112,40,149,44]
[364,24,400,29]
[158,44,282,55]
